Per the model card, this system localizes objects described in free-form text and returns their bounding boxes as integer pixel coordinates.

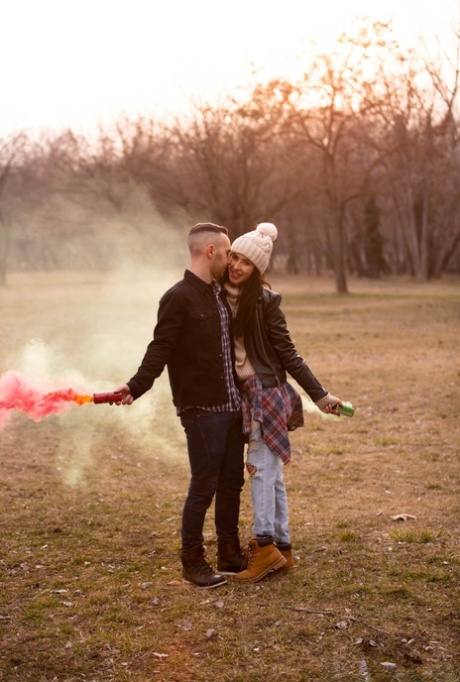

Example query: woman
[223,222,343,583]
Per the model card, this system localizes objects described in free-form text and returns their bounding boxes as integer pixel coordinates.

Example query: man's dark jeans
[179,410,245,552]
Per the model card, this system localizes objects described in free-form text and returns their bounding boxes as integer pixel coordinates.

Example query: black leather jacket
[127,270,238,409]
[243,288,327,402]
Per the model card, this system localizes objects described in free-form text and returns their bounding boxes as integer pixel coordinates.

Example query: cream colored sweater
[224,283,257,382]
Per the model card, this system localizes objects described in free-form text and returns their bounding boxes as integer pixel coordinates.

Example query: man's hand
[315,393,342,415]
[114,384,134,405]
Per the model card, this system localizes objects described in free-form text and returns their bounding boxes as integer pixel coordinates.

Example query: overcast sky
[1,0,458,136]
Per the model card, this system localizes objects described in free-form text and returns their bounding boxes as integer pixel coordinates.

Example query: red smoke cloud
[0,370,92,430]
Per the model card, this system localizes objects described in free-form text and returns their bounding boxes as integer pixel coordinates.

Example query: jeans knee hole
[246,463,258,478]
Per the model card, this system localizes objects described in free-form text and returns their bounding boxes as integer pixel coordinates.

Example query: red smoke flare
[0,370,93,430]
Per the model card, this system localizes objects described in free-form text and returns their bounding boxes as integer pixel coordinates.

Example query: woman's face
[228,252,256,286]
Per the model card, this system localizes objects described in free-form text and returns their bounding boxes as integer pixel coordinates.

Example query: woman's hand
[315,393,342,415]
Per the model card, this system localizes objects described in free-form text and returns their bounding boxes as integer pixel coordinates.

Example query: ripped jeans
[246,419,290,544]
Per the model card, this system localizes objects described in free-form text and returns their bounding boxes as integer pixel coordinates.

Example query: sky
[1,0,459,137]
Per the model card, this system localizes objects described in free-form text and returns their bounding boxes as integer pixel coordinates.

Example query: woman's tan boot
[235,538,286,583]
[276,542,296,570]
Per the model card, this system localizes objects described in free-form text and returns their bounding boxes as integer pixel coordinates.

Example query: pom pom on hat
[256,222,278,242]
[231,222,278,274]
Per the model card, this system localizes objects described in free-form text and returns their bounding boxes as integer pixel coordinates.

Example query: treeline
[1,22,459,292]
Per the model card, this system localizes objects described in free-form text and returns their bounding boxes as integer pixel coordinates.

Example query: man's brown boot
[217,539,247,575]
[235,538,286,583]
[276,542,296,570]
[181,546,227,589]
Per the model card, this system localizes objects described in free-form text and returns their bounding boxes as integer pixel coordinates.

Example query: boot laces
[246,541,258,568]
[189,557,214,578]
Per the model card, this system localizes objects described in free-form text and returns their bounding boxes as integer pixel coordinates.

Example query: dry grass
[0,271,459,682]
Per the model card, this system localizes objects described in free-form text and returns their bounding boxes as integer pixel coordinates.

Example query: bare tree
[235,23,404,292]
[164,100,300,238]
[0,132,30,285]
[2,20,459,283]
[368,42,460,279]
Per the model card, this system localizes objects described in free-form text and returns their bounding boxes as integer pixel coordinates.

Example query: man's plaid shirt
[212,281,241,412]
[241,374,304,464]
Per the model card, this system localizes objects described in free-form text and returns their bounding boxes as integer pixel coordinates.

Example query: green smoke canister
[336,401,355,417]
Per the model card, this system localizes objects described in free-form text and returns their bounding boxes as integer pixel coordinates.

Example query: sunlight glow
[1,0,458,135]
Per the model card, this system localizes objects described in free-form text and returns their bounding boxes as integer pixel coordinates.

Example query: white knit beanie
[231,222,278,274]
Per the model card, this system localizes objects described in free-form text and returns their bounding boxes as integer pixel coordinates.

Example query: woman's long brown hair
[223,267,270,338]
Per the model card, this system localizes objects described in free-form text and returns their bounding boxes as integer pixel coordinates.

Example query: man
[115,223,246,589]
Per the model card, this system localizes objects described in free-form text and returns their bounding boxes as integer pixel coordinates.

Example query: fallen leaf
[391,513,416,522]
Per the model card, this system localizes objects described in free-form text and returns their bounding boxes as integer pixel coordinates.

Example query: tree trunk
[433,231,460,278]
[419,191,430,281]
[0,219,9,287]
[331,216,348,293]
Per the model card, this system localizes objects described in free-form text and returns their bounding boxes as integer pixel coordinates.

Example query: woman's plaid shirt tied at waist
[241,374,304,464]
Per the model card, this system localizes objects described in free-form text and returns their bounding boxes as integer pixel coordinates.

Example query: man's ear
[205,244,215,259]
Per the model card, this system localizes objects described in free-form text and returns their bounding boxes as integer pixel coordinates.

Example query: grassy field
[0,271,459,682]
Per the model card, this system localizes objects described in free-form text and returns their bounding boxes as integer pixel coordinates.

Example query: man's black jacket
[127,270,237,410]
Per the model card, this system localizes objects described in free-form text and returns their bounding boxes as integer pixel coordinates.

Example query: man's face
[211,234,231,281]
